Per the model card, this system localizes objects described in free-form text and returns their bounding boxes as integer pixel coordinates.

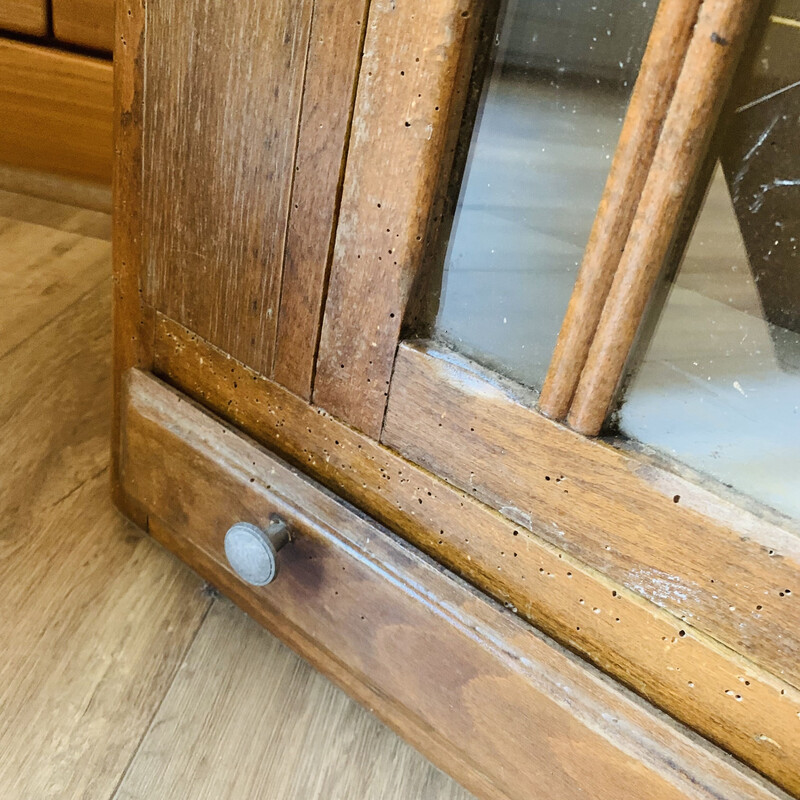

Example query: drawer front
[0,0,47,36]
[52,0,114,51]
[118,368,780,800]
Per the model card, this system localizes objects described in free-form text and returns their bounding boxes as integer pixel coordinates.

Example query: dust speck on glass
[618,1,800,522]
[433,0,659,390]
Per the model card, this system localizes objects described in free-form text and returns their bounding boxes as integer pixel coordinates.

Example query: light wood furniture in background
[0,0,47,35]
[0,40,112,184]
[0,0,113,193]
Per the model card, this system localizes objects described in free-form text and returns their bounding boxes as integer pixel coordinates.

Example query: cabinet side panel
[142,0,314,373]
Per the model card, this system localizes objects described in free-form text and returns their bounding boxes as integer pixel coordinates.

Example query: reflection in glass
[618,6,800,521]
[434,0,659,390]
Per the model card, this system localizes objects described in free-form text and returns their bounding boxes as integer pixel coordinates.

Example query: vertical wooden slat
[538,0,702,421]
[111,0,150,525]
[272,0,371,400]
[142,0,314,374]
[567,0,761,436]
[312,0,487,437]
[52,0,115,52]
[0,40,112,184]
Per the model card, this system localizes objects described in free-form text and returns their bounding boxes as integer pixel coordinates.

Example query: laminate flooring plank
[114,599,474,800]
[0,247,210,798]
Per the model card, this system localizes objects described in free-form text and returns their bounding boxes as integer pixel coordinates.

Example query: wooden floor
[0,188,471,800]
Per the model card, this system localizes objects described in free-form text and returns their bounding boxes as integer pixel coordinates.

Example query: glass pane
[618,5,800,521]
[434,0,659,390]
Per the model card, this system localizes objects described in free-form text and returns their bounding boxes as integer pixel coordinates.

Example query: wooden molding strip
[120,368,788,800]
[567,0,761,435]
[538,0,701,421]
[313,0,487,436]
[152,316,800,794]
[271,0,371,400]
[0,164,110,212]
[0,39,112,184]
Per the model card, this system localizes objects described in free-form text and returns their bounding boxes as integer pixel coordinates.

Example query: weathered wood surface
[142,0,314,373]
[153,318,800,794]
[121,369,786,800]
[383,343,800,695]
[539,0,702,421]
[112,0,151,525]
[313,0,487,436]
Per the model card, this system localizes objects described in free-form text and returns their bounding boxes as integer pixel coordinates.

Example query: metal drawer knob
[224,517,289,586]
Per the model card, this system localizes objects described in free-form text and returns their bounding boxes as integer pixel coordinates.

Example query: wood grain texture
[112,0,150,525]
[151,317,800,794]
[568,0,761,435]
[142,0,314,374]
[384,342,800,690]
[0,206,109,360]
[5,187,463,800]
[271,0,370,400]
[0,0,47,35]
[0,39,112,183]
[0,275,211,800]
[313,0,486,436]
[121,368,787,800]
[114,599,471,800]
[538,0,701,421]
[52,0,114,51]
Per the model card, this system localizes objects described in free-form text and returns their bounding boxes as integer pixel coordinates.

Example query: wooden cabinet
[113,0,799,797]
[0,0,47,36]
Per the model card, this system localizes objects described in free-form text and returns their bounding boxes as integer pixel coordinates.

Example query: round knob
[224,517,289,586]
